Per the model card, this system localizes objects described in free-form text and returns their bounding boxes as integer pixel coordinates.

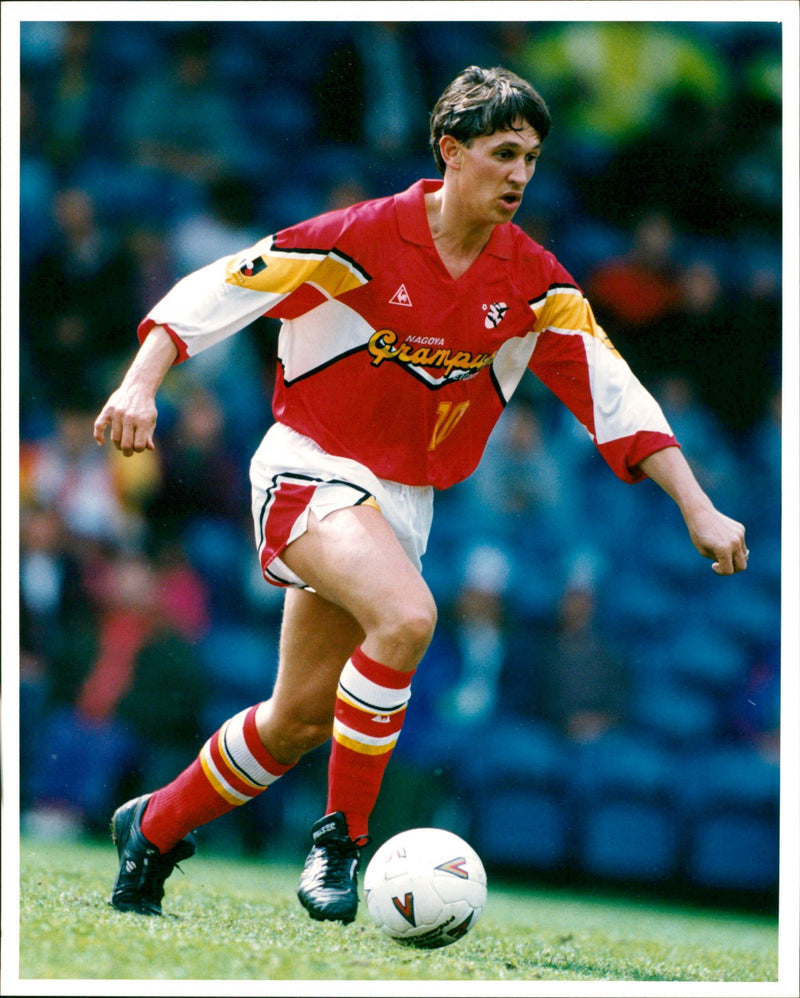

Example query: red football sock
[141,703,293,853]
[326,646,415,842]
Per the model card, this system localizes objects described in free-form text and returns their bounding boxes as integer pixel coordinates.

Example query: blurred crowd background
[18,19,782,908]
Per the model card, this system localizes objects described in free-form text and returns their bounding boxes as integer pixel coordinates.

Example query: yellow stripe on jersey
[532,286,621,358]
[226,243,367,298]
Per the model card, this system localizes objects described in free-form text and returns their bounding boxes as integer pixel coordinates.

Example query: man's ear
[439,135,462,171]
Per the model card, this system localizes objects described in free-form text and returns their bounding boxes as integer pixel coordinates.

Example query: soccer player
[93,66,749,923]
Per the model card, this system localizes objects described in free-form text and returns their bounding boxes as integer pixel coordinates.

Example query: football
[363,827,487,948]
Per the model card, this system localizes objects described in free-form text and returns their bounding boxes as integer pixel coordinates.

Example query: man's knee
[376,592,438,661]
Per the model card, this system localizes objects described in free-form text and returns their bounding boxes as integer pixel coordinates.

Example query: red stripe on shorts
[259,479,317,580]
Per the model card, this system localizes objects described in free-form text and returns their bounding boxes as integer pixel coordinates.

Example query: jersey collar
[395,179,514,260]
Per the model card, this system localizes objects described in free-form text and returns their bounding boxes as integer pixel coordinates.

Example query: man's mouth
[501,192,522,207]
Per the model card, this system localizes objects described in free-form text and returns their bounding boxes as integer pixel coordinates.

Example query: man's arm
[93,325,178,457]
[638,446,749,575]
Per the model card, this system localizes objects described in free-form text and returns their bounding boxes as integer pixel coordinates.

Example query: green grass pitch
[9,834,780,989]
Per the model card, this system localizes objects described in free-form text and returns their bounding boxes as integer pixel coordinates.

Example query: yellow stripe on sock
[333,728,397,755]
[216,727,265,792]
[199,741,249,806]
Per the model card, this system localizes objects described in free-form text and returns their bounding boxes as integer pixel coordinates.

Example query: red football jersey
[140,179,677,489]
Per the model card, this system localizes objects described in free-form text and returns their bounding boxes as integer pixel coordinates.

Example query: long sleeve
[137,237,286,361]
[137,230,368,362]
[528,282,678,482]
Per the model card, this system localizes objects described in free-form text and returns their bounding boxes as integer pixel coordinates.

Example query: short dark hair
[429,66,551,175]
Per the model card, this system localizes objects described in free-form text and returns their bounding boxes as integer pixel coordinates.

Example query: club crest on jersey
[236,255,268,278]
[483,301,508,329]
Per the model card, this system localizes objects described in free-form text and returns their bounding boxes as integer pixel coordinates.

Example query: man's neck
[424,188,493,280]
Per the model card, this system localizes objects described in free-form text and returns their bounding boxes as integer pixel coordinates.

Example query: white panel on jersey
[149,256,288,358]
[582,331,674,444]
[277,297,375,384]
[491,330,539,403]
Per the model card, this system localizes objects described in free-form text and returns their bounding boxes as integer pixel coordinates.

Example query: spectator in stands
[21,187,137,409]
[24,551,208,836]
[460,395,581,554]
[169,174,262,276]
[535,582,629,742]
[40,23,109,171]
[124,225,178,324]
[670,260,780,436]
[311,22,431,178]
[19,504,91,811]
[19,504,87,665]
[520,572,631,744]
[143,385,248,545]
[20,77,55,263]
[352,23,431,159]
[587,212,678,344]
[436,545,516,727]
[22,407,134,545]
[383,543,522,837]
[164,174,269,450]
[741,382,781,551]
[117,27,255,189]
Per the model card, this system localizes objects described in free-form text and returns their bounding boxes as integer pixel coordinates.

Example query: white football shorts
[249,421,434,589]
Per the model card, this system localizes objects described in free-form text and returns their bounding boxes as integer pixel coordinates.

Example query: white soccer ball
[363,827,487,948]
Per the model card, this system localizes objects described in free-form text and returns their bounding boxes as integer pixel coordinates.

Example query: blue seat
[688,810,778,890]
[94,21,164,76]
[457,719,566,788]
[668,623,750,691]
[676,745,780,815]
[453,719,570,871]
[674,745,779,892]
[471,785,569,870]
[704,581,779,645]
[580,798,680,882]
[630,681,720,746]
[20,156,55,262]
[569,730,677,798]
[568,732,682,883]
[602,569,680,642]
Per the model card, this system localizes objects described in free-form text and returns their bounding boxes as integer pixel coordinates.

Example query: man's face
[451,121,542,226]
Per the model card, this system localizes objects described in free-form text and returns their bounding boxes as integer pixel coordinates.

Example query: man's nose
[509,158,530,185]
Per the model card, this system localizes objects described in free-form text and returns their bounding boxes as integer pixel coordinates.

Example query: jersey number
[428,401,470,451]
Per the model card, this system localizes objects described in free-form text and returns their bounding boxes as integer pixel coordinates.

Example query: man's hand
[92,324,177,457]
[682,503,749,575]
[638,446,749,575]
[93,386,158,457]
